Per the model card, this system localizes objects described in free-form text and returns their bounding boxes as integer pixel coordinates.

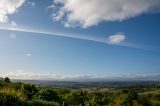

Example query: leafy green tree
[63,91,82,105]
[123,89,139,106]
[12,82,23,90]
[34,88,60,102]
[80,90,85,106]
[4,77,10,83]
[138,95,152,106]
[89,92,110,106]
[21,83,37,99]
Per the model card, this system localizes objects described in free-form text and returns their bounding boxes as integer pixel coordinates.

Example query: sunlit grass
[0,87,27,105]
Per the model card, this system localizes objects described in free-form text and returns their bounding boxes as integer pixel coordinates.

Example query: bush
[21,83,38,99]
[27,99,59,106]
[153,94,160,100]
[62,91,88,105]
[4,77,10,83]
[0,88,26,106]
[138,95,152,106]
[152,100,160,106]
[0,80,7,87]
[33,88,60,102]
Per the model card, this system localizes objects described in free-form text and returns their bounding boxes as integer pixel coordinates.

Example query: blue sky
[0,0,160,80]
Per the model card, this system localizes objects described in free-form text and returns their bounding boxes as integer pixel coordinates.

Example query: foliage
[21,83,38,99]
[4,77,10,83]
[123,89,139,106]
[63,91,81,105]
[89,92,112,105]
[152,101,160,106]
[0,88,26,106]
[27,99,59,106]
[33,88,60,102]
[138,95,152,106]
[0,80,7,87]
[0,77,160,106]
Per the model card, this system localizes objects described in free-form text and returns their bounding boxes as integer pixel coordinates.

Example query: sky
[0,0,160,81]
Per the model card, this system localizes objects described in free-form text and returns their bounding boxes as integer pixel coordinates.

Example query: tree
[4,77,10,83]
[34,89,60,102]
[63,91,82,105]
[21,83,37,99]
[123,89,139,106]
[138,95,152,106]
[80,90,85,106]
[89,92,110,106]
[114,97,123,106]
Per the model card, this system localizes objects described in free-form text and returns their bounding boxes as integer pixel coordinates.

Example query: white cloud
[0,70,160,81]
[108,34,126,44]
[0,0,25,23]
[0,70,97,81]
[10,21,17,27]
[52,0,160,28]
[47,5,55,9]
[27,1,35,7]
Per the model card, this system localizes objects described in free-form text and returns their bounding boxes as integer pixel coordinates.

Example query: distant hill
[12,79,160,89]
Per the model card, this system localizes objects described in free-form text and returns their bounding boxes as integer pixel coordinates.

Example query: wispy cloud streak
[0,26,156,52]
[0,26,105,43]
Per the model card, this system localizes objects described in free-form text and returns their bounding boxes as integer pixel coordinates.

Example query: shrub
[21,83,38,99]
[153,94,160,100]
[138,95,152,106]
[27,99,59,106]
[33,88,60,102]
[4,77,10,83]
[152,100,160,106]
[0,80,7,87]
[0,88,26,106]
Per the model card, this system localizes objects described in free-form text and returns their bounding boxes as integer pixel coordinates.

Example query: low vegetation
[0,77,160,106]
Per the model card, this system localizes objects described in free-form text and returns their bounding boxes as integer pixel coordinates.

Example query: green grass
[0,88,26,106]
[0,88,59,106]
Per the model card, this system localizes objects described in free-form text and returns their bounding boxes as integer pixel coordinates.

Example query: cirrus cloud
[52,0,160,28]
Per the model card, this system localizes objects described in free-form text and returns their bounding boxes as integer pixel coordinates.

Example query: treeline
[0,77,160,106]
